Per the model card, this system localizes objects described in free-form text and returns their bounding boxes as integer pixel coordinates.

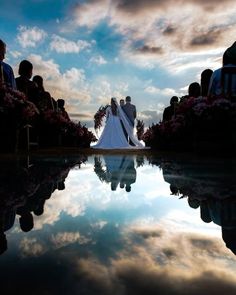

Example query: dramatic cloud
[68,0,236,74]
[23,54,91,108]
[136,45,163,55]
[50,35,92,53]
[17,25,47,48]
[72,226,236,295]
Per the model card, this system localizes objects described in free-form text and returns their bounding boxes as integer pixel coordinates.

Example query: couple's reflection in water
[149,155,236,255]
[94,155,140,192]
[0,155,87,255]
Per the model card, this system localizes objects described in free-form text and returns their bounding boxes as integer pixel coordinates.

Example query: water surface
[0,154,236,294]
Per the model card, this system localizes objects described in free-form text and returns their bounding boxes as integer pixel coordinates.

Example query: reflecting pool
[1,154,236,294]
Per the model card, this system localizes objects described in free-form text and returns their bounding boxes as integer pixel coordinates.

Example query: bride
[91,97,145,149]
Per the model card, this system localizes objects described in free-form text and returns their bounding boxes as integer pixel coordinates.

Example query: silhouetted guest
[0,233,7,255]
[163,96,178,122]
[0,39,16,89]
[188,82,201,98]
[170,184,179,195]
[33,75,54,111]
[222,227,236,255]
[120,99,125,107]
[18,210,34,232]
[209,41,236,97]
[57,181,65,190]
[200,69,213,97]
[15,60,37,102]
[57,99,70,121]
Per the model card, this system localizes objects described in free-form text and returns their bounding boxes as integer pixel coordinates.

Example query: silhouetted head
[44,91,51,100]
[188,198,200,209]
[223,41,236,66]
[125,96,131,103]
[33,206,44,216]
[18,60,33,79]
[125,185,131,192]
[0,233,7,255]
[33,75,44,90]
[111,182,117,191]
[19,212,34,232]
[57,181,65,190]
[200,69,213,96]
[170,184,178,195]
[170,96,178,106]
[57,99,65,109]
[120,182,125,189]
[120,99,125,106]
[111,97,117,116]
[0,39,6,61]
[188,82,200,98]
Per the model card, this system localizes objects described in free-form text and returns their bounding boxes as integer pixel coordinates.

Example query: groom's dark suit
[122,102,136,127]
[122,102,137,145]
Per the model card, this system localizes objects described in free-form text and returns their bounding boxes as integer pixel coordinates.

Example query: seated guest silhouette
[200,69,213,97]
[188,82,201,98]
[209,42,236,98]
[15,60,37,102]
[57,99,70,121]
[0,39,16,89]
[33,75,54,111]
[163,96,178,122]
[17,207,34,232]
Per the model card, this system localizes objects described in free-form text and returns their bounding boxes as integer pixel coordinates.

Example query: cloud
[19,237,45,257]
[71,0,111,28]
[144,86,177,96]
[139,108,164,126]
[73,226,236,295]
[89,55,108,65]
[10,50,22,59]
[136,45,163,55]
[67,0,236,77]
[17,25,47,48]
[51,232,90,249]
[50,35,92,53]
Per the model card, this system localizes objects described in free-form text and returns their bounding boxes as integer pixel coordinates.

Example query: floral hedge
[142,96,236,151]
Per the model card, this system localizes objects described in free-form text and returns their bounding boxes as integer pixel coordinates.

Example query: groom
[122,96,137,145]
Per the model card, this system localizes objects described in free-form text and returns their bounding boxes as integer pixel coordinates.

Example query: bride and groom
[92,96,145,149]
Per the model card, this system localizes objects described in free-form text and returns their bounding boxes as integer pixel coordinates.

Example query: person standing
[122,96,137,145]
[0,39,16,89]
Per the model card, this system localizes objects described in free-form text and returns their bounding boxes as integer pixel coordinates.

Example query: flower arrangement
[143,95,236,151]
[94,105,109,130]
[136,119,144,140]
[0,86,39,123]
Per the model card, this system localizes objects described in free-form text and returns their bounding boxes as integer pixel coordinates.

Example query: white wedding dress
[92,102,145,149]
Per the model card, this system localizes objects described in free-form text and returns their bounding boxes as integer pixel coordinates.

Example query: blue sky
[1,0,236,127]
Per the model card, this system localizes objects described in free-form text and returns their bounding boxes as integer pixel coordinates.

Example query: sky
[1,0,236,128]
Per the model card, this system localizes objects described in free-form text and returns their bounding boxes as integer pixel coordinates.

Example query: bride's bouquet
[94,105,109,131]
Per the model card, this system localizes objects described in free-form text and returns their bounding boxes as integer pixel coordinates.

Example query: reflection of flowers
[94,105,109,131]
[94,156,110,183]
[136,119,144,140]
